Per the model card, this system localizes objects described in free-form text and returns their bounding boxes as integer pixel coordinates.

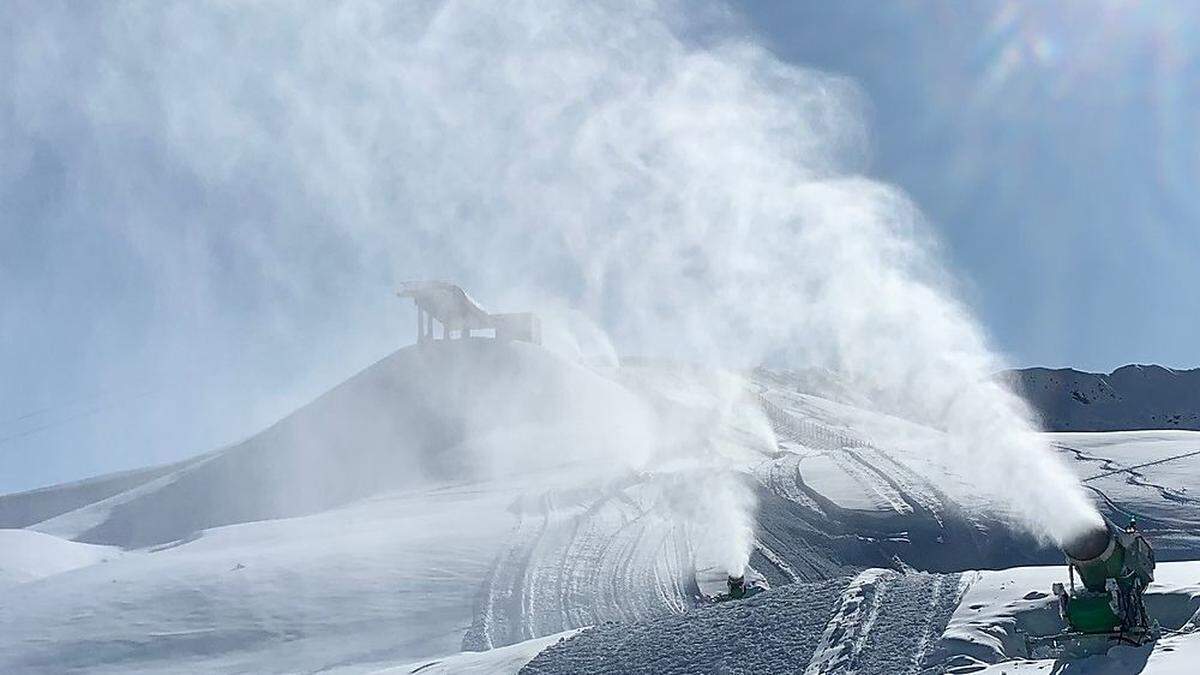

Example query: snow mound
[0,529,120,586]
[22,340,650,548]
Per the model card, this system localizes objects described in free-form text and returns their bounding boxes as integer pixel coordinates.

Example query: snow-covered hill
[0,529,120,587]
[2,341,1198,673]
[5,340,650,548]
[1005,364,1200,431]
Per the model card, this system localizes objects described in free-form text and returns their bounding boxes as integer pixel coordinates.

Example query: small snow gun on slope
[703,574,768,604]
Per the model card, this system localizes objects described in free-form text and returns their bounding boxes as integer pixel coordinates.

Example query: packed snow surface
[522,569,962,674]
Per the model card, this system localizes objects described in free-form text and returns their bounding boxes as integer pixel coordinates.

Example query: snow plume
[695,473,757,578]
[4,2,1097,546]
[636,367,775,577]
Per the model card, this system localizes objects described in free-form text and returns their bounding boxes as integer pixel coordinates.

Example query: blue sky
[2,1,1197,492]
[738,1,1200,371]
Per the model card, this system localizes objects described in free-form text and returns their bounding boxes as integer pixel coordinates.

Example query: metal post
[416,305,425,343]
[427,312,434,340]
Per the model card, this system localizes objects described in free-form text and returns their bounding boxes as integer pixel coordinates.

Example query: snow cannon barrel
[1061,517,1153,593]
[1061,522,1117,592]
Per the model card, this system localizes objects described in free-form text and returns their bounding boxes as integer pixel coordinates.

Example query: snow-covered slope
[0,462,190,530]
[384,630,582,675]
[25,340,649,548]
[1049,430,1200,559]
[519,562,1200,675]
[749,375,1064,581]
[1,340,667,672]
[1005,365,1200,431]
[2,344,1199,673]
[1,480,523,673]
[0,529,120,586]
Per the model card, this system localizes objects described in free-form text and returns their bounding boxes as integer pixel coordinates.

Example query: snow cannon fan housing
[1052,517,1155,637]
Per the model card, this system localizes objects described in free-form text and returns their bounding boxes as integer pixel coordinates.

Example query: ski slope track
[521,569,964,674]
[2,341,1199,673]
[749,387,1055,585]
[1048,431,1200,559]
[461,478,694,651]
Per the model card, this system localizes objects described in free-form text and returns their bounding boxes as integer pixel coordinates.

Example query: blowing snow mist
[4,0,1101,562]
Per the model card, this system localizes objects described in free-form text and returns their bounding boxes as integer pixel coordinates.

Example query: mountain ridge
[1004,364,1200,432]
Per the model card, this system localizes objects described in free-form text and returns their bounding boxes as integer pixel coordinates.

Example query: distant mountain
[1003,364,1200,431]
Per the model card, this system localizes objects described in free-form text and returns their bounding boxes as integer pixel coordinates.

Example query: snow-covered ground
[0,529,120,586]
[938,561,1200,674]
[1048,430,1200,556]
[2,342,1198,673]
[0,481,522,673]
[521,568,965,674]
[382,630,582,675]
[516,563,1200,674]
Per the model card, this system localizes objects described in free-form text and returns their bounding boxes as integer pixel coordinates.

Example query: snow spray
[7,0,1100,548]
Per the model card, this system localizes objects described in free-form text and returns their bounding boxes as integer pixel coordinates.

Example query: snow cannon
[727,575,747,599]
[1052,516,1156,641]
[708,574,767,603]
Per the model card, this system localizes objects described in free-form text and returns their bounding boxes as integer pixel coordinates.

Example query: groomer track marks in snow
[521,570,963,675]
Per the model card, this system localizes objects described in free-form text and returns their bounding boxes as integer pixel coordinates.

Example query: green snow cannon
[1052,516,1156,639]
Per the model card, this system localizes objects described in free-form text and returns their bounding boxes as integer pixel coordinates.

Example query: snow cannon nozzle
[1060,520,1111,562]
[710,573,765,603]
[727,575,746,599]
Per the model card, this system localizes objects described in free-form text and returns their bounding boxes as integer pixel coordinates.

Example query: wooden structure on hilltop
[397,281,541,345]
